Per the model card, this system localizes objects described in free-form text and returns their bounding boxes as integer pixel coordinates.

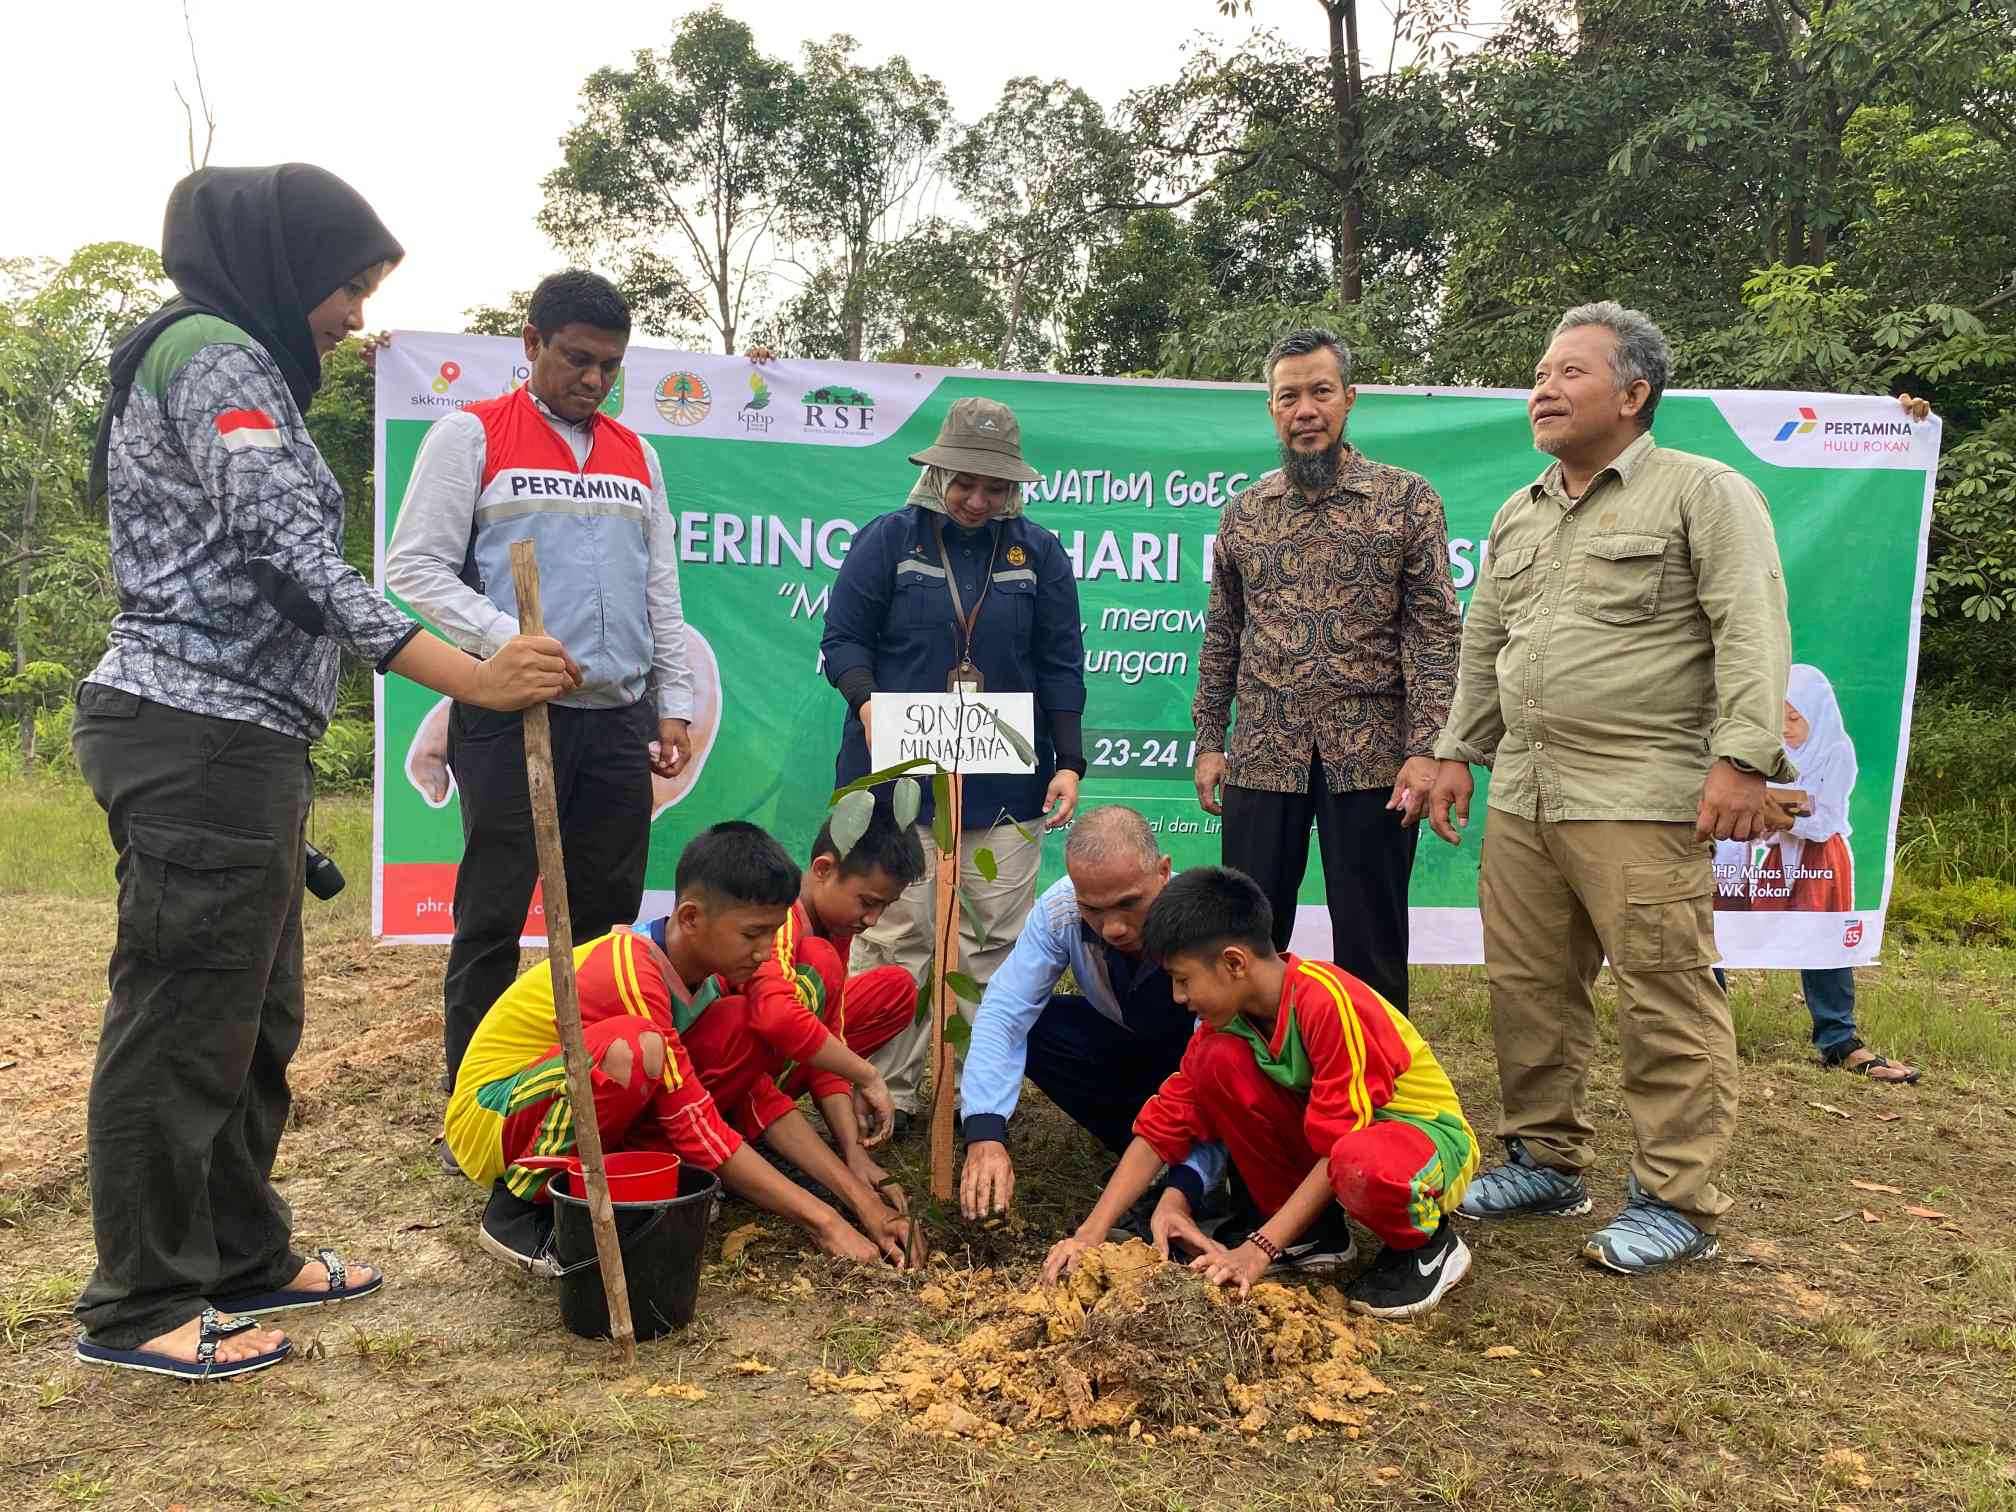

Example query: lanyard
[933,517,1000,690]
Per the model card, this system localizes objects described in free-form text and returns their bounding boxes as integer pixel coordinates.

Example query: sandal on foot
[76,1307,290,1381]
[1823,1039,1920,1085]
[1844,1053,1920,1084]
[215,1247,385,1315]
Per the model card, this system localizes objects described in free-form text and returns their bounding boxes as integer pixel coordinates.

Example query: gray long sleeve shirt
[383,393,695,720]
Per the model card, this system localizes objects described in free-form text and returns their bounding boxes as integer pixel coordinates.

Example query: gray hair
[1553,300,1671,430]
[1263,327,1353,390]
[1064,805,1159,872]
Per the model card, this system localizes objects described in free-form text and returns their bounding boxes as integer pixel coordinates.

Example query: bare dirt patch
[5,890,2016,1510]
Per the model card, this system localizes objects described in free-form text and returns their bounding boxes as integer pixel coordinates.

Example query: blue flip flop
[76,1307,291,1381]
[214,1247,385,1316]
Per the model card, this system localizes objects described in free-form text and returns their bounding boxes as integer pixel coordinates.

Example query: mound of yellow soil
[809,1240,1389,1441]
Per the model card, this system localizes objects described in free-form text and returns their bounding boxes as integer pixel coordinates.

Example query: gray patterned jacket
[87,316,417,742]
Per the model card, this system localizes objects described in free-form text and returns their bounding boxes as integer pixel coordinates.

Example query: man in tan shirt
[1425,300,1793,1274]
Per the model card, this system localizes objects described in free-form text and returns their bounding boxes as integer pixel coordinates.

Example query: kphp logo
[803,384,875,433]
[741,369,774,432]
[1773,406,1819,442]
[430,360,461,396]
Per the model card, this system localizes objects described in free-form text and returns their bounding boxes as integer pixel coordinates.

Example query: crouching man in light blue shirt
[959,807,1224,1238]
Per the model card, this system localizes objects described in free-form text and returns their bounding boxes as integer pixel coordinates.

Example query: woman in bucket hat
[820,397,1087,1131]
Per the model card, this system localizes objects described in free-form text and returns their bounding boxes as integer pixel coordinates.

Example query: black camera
[305,842,346,901]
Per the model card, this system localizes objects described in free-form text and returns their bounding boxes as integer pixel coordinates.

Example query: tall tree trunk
[996,259,1030,370]
[1326,1,1365,305]
[15,410,50,770]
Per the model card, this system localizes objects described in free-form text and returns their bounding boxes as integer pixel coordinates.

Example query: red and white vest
[463,387,655,706]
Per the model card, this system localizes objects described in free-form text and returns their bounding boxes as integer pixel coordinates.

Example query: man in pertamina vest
[387,270,695,1116]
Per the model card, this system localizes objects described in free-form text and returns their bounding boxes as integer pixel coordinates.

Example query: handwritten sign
[871,692,1037,776]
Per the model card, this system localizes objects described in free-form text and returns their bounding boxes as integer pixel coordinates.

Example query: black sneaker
[1216,1209,1359,1275]
[1345,1221,1472,1319]
[480,1181,557,1278]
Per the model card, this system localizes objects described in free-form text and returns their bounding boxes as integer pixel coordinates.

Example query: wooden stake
[928,773,964,1200]
[508,540,637,1366]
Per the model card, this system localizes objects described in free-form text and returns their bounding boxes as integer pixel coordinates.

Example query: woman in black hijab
[72,165,577,1380]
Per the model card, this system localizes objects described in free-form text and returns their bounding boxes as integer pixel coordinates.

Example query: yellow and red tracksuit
[668,902,914,1140]
[1134,955,1479,1249]
[444,927,740,1199]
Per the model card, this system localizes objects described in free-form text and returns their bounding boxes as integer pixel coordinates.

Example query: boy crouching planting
[445,822,908,1275]
[1042,867,1479,1318]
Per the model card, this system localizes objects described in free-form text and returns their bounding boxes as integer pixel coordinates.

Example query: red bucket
[513,1150,683,1203]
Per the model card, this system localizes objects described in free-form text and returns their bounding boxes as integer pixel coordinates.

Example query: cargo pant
[71,684,314,1348]
[1478,809,1737,1230]
[848,819,1040,1114]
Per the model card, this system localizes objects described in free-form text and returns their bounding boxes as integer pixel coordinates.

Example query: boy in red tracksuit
[448,823,909,1275]
[667,811,927,1212]
[1043,866,1480,1318]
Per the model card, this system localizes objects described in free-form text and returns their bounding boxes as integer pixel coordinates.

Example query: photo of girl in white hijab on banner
[1714,663,1856,913]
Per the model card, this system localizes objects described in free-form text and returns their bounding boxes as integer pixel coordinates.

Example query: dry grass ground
[2,784,2014,1510]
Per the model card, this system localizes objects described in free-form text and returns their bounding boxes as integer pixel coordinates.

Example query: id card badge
[948,661,986,694]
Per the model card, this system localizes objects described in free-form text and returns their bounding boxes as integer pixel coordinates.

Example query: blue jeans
[1715,966,1859,1058]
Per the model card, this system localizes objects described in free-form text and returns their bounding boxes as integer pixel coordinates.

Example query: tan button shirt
[1433,432,1795,822]
[1194,450,1461,794]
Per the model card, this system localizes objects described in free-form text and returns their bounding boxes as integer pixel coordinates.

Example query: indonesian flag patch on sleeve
[215,409,285,452]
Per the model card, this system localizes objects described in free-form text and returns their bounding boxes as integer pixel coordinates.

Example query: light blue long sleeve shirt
[960,875,1225,1200]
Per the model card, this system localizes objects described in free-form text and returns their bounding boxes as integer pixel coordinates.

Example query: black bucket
[550,1162,720,1342]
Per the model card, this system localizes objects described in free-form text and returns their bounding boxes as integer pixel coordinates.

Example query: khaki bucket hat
[908,396,1041,483]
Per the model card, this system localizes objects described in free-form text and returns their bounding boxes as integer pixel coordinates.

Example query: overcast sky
[11,1,1476,336]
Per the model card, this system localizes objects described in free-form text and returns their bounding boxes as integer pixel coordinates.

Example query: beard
[1279,428,1347,496]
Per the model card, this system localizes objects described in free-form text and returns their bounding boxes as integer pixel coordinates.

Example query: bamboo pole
[928,773,964,1200]
[508,540,637,1366]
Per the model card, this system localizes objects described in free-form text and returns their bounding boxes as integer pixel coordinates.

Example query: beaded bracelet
[1243,1232,1282,1262]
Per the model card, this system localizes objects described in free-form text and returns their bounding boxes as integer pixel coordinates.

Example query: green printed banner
[374,336,1937,967]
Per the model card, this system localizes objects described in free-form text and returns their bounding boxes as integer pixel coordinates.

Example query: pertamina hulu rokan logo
[1772,404,1914,455]
[1774,406,1818,442]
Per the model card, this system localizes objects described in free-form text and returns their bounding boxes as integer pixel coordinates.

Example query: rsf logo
[803,384,875,433]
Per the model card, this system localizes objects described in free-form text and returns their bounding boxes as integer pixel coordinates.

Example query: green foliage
[540,4,795,349]
[944,76,1137,369]
[310,718,376,793]
[827,787,874,859]
[1885,873,2016,947]
[1903,690,2016,806]
[1062,211,1211,376]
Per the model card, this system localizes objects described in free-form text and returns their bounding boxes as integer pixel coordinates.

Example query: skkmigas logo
[654,370,711,426]
[803,383,875,433]
[740,369,774,433]
[599,366,626,418]
[430,360,462,396]
[1773,406,1819,442]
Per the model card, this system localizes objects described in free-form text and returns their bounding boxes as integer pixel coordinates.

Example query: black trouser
[1220,754,1417,1014]
[442,699,654,1082]
[1022,995,1192,1155]
[72,684,311,1348]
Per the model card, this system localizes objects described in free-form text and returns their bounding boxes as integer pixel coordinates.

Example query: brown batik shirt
[1193,449,1462,795]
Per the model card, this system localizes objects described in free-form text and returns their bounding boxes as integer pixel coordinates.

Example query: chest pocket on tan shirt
[1578,532,1667,625]
[1488,543,1540,614]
